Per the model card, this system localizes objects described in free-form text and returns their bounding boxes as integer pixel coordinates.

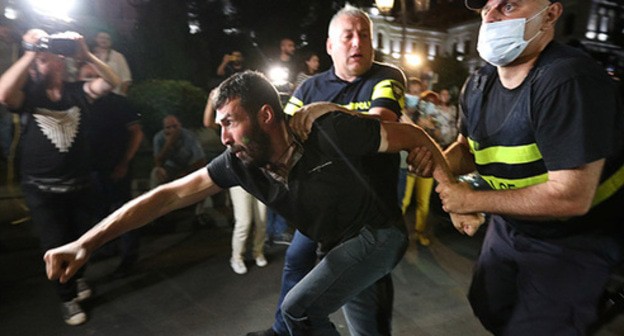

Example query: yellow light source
[405,54,422,68]
[375,0,395,14]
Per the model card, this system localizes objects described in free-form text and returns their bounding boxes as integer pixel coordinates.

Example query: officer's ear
[326,37,333,57]
[542,3,563,31]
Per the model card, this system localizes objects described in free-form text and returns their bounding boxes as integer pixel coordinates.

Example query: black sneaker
[61,299,87,326]
[245,328,278,336]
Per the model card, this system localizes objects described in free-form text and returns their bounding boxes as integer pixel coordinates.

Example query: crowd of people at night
[0,1,622,335]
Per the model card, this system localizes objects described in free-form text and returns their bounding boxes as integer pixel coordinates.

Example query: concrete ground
[1,187,624,336]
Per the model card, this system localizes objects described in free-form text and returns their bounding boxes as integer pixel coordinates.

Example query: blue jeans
[281,225,407,336]
[273,230,318,335]
[267,209,290,238]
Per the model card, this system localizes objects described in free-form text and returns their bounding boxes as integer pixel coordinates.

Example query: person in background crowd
[412,0,624,333]
[436,88,459,146]
[79,62,144,278]
[277,37,296,83]
[268,37,298,102]
[151,115,205,188]
[403,76,424,122]
[217,50,246,78]
[204,88,269,275]
[0,18,17,170]
[92,30,131,96]
[228,185,268,274]
[397,76,425,210]
[0,29,120,326]
[294,51,320,88]
[402,89,461,246]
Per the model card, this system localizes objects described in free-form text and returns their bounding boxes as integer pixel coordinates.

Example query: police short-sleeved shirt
[460,41,624,237]
[284,62,406,218]
[207,112,399,251]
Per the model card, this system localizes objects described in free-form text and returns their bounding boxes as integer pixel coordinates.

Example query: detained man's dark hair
[214,70,284,122]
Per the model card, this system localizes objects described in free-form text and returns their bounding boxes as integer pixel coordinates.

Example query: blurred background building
[0,0,619,99]
[371,0,623,86]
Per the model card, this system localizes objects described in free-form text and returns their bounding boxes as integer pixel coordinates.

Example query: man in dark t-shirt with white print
[0,29,120,326]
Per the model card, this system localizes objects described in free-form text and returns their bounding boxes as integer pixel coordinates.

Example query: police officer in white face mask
[410,0,624,334]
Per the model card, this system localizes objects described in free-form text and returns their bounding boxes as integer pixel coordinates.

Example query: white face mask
[477,6,548,67]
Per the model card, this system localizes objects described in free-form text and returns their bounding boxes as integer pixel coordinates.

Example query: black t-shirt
[460,41,624,237]
[474,43,623,171]
[284,62,406,219]
[19,80,91,185]
[85,93,141,171]
[207,113,401,251]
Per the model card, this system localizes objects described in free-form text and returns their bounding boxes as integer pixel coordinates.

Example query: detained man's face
[217,98,272,167]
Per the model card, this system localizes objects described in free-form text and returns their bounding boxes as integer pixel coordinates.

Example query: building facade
[371,0,623,78]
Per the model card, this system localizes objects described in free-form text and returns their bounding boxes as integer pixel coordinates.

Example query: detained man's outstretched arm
[44,169,222,283]
[379,122,485,236]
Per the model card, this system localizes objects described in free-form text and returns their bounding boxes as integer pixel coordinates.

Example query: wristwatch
[21,41,39,52]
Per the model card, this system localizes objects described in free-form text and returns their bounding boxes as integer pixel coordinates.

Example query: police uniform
[285,61,406,216]
[460,41,624,334]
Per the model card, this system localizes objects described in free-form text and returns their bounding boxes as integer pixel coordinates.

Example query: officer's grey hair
[328,4,372,38]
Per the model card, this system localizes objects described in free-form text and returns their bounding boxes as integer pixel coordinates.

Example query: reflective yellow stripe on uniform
[342,101,371,111]
[284,96,304,116]
[480,173,549,190]
[592,163,624,207]
[468,138,543,165]
[371,79,405,109]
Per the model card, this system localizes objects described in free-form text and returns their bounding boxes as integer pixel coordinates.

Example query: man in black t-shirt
[254,5,407,335]
[80,62,144,277]
[412,0,624,334]
[0,29,120,326]
[43,71,479,335]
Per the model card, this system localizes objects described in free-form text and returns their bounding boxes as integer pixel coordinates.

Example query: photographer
[216,50,245,78]
[0,29,120,326]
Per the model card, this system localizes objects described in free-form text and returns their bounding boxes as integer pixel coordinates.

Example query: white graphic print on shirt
[33,106,81,152]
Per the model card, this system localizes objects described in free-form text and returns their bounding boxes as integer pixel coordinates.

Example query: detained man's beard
[231,128,272,167]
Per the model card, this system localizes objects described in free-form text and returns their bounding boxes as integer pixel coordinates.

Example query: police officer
[413,0,624,334]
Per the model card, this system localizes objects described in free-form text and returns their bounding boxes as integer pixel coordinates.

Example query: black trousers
[22,183,95,302]
[468,216,622,335]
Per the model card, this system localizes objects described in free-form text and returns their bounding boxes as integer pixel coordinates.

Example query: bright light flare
[405,54,422,68]
[29,0,75,21]
[375,0,395,14]
[268,65,289,86]
[4,7,17,20]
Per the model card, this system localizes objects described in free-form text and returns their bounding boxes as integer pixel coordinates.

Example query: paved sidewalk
[1,204,623,335]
